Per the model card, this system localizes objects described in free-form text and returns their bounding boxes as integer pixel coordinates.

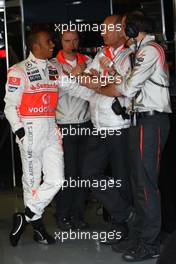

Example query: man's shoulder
[11,55,37,70]
[120,46,133,56]
[8,58,27,75]
[138,41,165,62]
[142,40,164,52]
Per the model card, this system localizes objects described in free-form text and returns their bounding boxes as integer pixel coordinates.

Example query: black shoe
[32,220,55,245]
[9,212,27,247]
[100,223,128,245]
[122,241,160,262]
[57,217,75,231]
[112,239,132,253]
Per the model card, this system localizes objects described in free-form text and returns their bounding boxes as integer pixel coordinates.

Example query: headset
[125,12,154,39]
[125,22,139,39]
[124,12,169,91]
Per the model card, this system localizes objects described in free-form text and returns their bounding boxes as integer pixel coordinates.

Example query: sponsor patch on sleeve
[8,86,18,92]
[8,77,21,86]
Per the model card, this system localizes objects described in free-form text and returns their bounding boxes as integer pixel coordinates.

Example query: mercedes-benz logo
[25,61,33,69]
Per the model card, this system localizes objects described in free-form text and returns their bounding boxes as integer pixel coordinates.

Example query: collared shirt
[51,51,92,124]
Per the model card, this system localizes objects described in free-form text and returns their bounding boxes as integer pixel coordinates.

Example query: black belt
[137,110,163,118]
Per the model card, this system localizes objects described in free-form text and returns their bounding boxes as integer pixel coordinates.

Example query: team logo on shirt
[42,94,51,105]
[48,68,58,80]
[25,61,33,69]
[136,51,145,65]
[8,77,21,86]
[8,76,21,92]
[49,69,58,75]
[30,83,58,90]
[8,86,18,92]
[29,74,42,82]
[27,69,40,75]
[136,57,144,63]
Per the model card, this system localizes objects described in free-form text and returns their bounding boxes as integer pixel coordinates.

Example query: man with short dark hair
[4,27,64,246]
[113,11,171,261]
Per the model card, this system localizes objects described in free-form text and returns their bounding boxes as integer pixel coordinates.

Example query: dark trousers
[129,113,170,247]
[81,128,132,224]
[55,121,92,220]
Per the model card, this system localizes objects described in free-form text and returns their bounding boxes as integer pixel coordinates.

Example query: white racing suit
[4,52,64,220]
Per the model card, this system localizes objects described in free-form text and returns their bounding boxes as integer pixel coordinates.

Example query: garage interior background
[0,0,176,233]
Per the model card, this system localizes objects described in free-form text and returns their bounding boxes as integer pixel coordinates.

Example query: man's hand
[71,63,86,76]
[79,75,101,90]
[89,68,100,77]
[99,56,116,76]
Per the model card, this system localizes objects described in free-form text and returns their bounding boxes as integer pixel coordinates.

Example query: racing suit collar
[28,52,48,68]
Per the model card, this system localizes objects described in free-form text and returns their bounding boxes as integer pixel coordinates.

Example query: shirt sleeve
[58,72,95,101]
[84,52,101,74]
[4,68,25,132]
[117,45,158,98]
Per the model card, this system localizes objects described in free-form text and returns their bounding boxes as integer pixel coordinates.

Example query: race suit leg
[19,118,64,221]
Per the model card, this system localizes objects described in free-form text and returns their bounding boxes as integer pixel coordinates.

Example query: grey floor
[0,190,156,264]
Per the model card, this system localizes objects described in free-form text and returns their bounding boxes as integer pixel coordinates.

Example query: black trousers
[81,128,132,224]
[55,121,92,220]
[129,113,170,248]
